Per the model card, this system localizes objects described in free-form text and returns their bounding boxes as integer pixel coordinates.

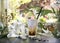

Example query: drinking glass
[28,19,37,37]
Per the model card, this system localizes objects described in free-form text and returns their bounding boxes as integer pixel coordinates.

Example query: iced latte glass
[28,19,37,37]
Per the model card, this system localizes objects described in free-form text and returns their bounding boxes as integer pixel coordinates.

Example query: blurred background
[0,0,60,39]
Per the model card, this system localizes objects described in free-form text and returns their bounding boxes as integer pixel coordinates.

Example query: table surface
[0,36,60,43]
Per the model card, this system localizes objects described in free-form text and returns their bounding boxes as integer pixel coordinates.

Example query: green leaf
[0,26,3,30]
[38,22,44,28]
[51,7,56,13]
[41,9,52,16]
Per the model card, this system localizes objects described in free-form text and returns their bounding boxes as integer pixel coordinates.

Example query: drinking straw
[36,7,43,19]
